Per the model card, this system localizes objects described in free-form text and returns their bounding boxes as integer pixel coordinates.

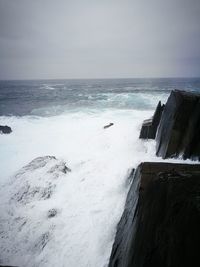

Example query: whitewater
[0,78,199,267]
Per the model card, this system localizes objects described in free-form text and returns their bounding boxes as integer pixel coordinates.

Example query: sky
[0,0,200,79]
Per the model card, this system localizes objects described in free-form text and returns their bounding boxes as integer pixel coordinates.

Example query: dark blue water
[0,78,200,116]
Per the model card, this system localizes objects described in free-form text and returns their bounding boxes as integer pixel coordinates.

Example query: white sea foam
[41,84,55,90]
[94,92,169,110]
[0,109,194,267]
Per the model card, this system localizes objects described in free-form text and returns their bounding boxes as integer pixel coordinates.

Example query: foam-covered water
[0,78,199,266]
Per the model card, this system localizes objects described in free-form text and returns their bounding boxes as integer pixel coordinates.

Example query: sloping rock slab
[12,156,71,204]
[0,156,71,266]
[109,162,200,267]
[156,90,200,159]
[139,101,164,139]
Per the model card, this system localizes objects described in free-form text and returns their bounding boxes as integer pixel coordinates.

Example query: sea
[0,78,200,267]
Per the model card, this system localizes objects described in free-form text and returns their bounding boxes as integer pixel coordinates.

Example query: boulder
[139,101,164,139]
[156,90,200,160]
[109,162,200,267]
[47,208,58,218]
[0,125,12,134]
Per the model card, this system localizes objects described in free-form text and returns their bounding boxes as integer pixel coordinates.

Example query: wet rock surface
[139,101,164,139]
[109,162,200,267]
[156,90,200,159]
[0,125,12,134]
[103,123,114,129]
[47,208,58,218]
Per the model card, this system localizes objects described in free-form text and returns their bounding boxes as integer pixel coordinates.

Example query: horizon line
[0,76,200,82]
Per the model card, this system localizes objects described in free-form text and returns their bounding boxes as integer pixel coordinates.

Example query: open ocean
[1,78,200,116]
[0,78,200,267]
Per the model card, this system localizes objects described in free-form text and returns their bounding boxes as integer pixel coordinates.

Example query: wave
[40,84,55,90]
[0,108,193,267]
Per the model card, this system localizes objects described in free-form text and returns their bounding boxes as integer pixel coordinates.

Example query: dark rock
[47,208,58,218]
[156,90,200,160]
[103,123,114,129]
[62,165,71,173]
[109,162,200,267]
[0,125,12,134]
[139,101,164,139]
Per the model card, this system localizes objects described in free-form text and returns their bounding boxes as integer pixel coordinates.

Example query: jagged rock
[0,125,12,134]
[109,162,200,267]
[12,156,71,204]
[156,90,200,160]
[139,101,164,139]
[103,123,114,129]
[0,156,71,265]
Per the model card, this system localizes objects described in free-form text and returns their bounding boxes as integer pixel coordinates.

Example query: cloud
[0,0,200,79]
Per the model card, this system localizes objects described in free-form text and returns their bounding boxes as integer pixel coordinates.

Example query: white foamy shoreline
[0,108,194,267]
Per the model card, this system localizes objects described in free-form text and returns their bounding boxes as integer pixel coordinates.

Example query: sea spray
[0,78,199,266]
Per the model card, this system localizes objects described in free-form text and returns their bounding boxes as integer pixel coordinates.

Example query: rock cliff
[109,162,200,267]
[156,90,200,160]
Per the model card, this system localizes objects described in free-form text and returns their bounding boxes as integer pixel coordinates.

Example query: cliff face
[109,162,200,267]
[156,90,200,160]
[110,90,200,267]
[108,167,140,267]
[139,101,164,139]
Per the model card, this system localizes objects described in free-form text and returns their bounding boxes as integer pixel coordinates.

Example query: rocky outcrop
[0,125,12,134]
[0,156,71,266]
[156,90,200,160]
[12,156,71,204]
[109,162,200,267]
[139,101,164,139]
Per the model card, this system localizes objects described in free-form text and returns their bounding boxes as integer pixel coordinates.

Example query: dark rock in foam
[156,90,200,160]
[104,123,114,129]
[139,101,164,139]
[109,162,200,267]
[0,125,12,134]
[47,208,58,218]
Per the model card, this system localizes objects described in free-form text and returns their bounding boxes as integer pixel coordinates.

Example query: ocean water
[0,78,200,267]
[1,78,200,116]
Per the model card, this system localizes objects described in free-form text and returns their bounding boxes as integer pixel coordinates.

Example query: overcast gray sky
[0,0,200,79]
